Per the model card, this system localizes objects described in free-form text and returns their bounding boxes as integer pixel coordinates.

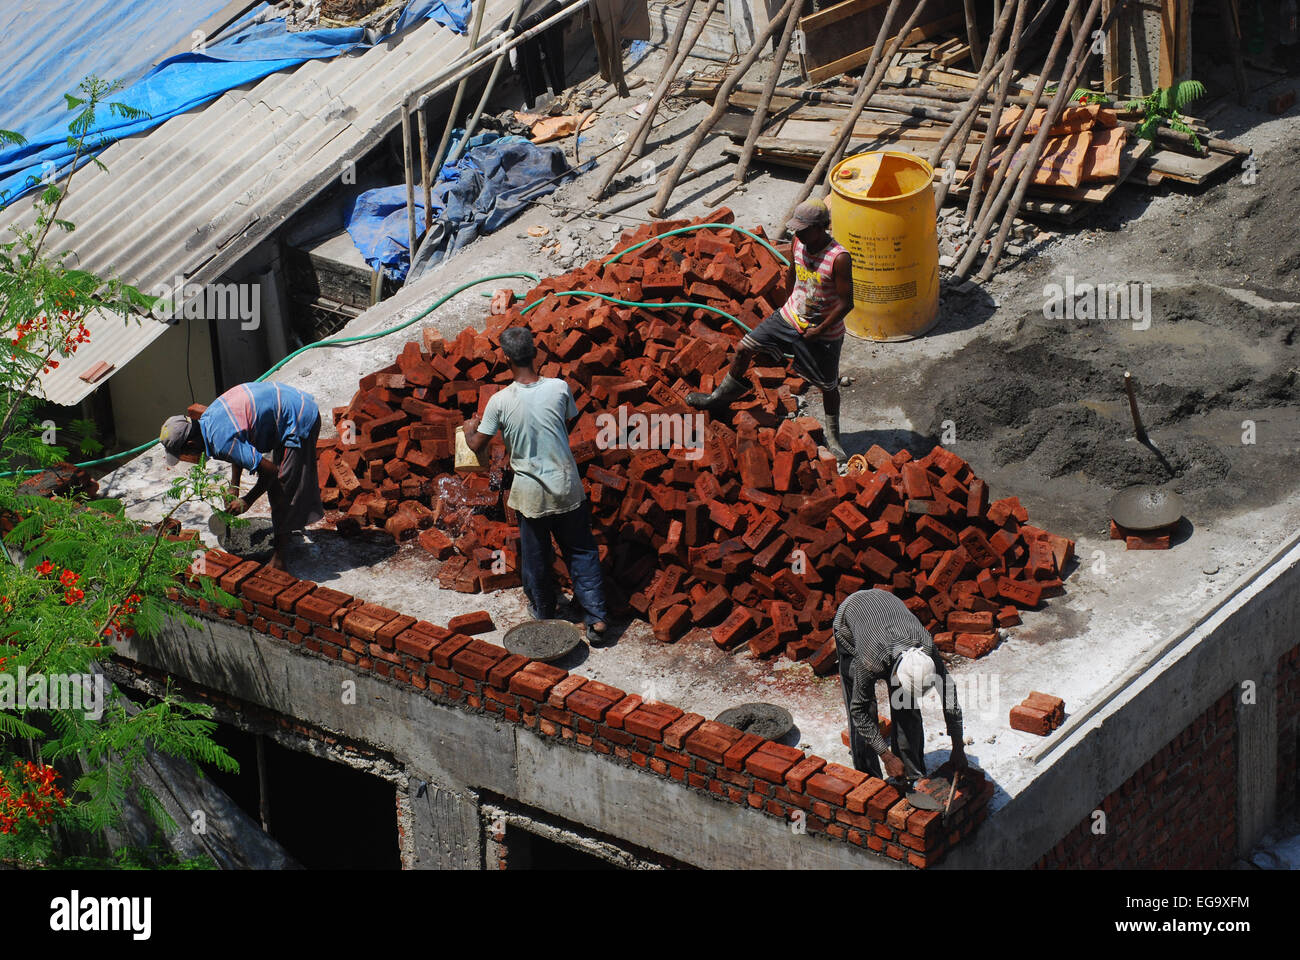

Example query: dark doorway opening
[203,724,400,869]
[504,828,620,870]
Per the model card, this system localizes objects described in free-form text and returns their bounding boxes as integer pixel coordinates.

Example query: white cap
[894,647,938,708]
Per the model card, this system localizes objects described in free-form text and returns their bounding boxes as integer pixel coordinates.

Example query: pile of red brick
[317,209,1074,672]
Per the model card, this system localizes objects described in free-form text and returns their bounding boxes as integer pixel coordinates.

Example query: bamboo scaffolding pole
[956,0,1085,274]
[772,0,916,232]
[735,0,806,183]
[591,0,718,200]
[928,0,1022,209]
[978,0,1114,280]
[965,0,1028,222]
[647,0,801,218]
[430,0,488,197]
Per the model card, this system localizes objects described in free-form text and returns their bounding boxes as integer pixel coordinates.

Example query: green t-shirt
[477,378,585,519]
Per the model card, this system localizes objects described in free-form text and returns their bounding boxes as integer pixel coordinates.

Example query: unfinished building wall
[1278,644,1300,817]
[1033,690,1237,869]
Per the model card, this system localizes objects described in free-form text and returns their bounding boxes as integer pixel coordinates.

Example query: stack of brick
[316,210,1074,672]
[1109,519,1174,550]
[1009,691,1066,736]
[169,546,995,867]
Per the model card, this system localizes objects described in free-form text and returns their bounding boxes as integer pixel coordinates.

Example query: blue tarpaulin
[346,134,593,283]
[0,0,472,208]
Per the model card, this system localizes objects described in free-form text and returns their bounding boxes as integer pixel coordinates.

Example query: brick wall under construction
[1034,690,1240,869]
[1277,644,1300,817]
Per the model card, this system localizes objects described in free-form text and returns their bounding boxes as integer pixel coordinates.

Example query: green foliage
[0,78,238,868]
[1070,88,1109,105]
[1123,80,1207,150]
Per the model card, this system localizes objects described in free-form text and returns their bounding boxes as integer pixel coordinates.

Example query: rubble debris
[319,211,1074,671]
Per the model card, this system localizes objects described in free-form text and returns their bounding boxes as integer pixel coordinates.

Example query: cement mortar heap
[319,207,1077,675]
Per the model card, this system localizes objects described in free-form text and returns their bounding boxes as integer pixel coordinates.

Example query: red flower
[59,569,79,587]
[33,559,54,576]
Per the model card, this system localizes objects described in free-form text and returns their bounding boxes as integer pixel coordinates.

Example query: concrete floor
[100,34,1300,816]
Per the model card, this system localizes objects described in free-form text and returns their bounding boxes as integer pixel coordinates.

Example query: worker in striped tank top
[687,199,853,460]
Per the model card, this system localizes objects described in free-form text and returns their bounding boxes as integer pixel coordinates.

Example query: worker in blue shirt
[160,382,323,571]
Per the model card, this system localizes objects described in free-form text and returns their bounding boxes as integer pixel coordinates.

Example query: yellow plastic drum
[828,151,940,341]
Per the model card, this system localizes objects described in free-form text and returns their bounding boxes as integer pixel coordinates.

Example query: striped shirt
[780,235,849,340]
[833,589,963,756]
[199,382,320,473]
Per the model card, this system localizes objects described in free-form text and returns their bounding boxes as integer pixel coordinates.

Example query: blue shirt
[198,382,320,473]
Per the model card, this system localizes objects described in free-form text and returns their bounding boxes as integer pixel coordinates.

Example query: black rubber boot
[686,372,749,412]
[823,414,847,461]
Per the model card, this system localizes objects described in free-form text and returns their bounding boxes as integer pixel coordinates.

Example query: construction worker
[462,328,610,645]
[834,588,968,783]
[687,198,853,460]
[159,382,323,572]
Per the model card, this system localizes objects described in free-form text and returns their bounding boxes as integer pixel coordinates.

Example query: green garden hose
[5,221,789,478]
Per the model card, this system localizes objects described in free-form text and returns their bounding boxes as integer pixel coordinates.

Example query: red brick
[218,560,262,595]
[623,702,684,740]
[487,653,529,690]
[508,661,568,701]
[744,741,804,782]
[866,783,901,819]
[845,777,889,814]
[342,603,401,642]
[1010,703,1052,736]
[785,755,826,791]
[548,674,588,708]
[722,733,765,771]
[604,694,643,729]
[662,712,705,749]
[447,610,495,635]
[685,720,744,763]
[954,632,997,659]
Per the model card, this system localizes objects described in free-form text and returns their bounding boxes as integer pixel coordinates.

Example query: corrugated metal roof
[1,0,519,405]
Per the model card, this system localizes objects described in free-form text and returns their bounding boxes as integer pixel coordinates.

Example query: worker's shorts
[269,417,324,533]
[739,312,843,392]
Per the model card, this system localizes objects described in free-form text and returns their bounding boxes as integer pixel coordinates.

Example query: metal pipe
[1124,371,1149,442]
[447,0,530,166]
[418,107,433,233]
[431,0,489,181]
[402,92,418,269]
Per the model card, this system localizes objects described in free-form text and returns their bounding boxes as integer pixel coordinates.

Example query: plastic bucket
[828,151,941,341]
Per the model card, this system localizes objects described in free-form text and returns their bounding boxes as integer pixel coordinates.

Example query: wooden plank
[938,43,973,67]
[1158,0,1176,89]
[884,64,1036,93]
[1102,0,1119,92]
[746,135,985,169]
[807,12,966,83]
[797,0,892,32]
[779,116,964,142]
[1139,146,1239,184]
[1176,0,1191,79]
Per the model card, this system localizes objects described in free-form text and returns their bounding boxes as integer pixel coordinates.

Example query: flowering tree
[0,79,239,867]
